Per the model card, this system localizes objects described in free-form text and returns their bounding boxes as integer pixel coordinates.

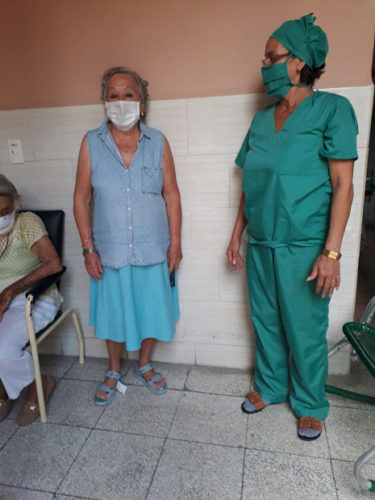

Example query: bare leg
[138,338,165,390]
[96,340,124,400]
[0,380,8,400]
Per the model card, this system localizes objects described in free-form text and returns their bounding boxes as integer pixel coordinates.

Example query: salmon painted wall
[1,0,374,110]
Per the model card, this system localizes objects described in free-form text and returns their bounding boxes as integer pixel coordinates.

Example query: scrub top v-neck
[236,91,358,248]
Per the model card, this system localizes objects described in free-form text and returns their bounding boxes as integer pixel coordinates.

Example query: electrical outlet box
[8,139,24,163]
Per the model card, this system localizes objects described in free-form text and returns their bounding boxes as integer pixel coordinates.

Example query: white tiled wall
[0,85,373,373]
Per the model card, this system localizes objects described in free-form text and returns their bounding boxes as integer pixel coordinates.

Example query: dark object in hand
[169,270,175,287]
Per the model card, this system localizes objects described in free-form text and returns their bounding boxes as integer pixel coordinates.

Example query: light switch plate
[8,139,24,163]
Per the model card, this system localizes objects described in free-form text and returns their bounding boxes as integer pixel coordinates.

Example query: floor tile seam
[145,391,185,499]
[61,376,186,392]
[55,378,247,399]
[54,427,95,496]
[159,434,246,451]
[0,424,20,452]
[61,375,246,397]
[322,419,332,454]
[181,389,245,400]
[90,399,108,428]
[240,411,250,499]
[181,364,193,391]
[183,387,247,397]
[324,421,340,500]
[243,445,332,461]
[52,492,94,499]
[59,357,77,378]
[30,419,95,431]
[90,424,246,451]
[329,457,340,500]
[0,482,55,495]
[62,371,129,384]
[239,439,247,500]
[324,418,337,466]
[166,390,185,440]
[330,457,371,465]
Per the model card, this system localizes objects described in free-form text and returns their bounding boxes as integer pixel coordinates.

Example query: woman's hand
[162,137,182,276]
[307,254,340,298]
[84,253,103,280]
[168,245,183,274]
[0,289,13,321]
[226,237,244,271]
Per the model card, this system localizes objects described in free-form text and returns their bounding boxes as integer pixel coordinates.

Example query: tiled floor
[1,356,374,500]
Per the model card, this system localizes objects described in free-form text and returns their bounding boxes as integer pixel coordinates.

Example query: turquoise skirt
[89,260,180,351]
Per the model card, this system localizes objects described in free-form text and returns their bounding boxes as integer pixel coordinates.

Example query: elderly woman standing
[0,175,62,425]
[227,14,358,440]
[74,67,182,405]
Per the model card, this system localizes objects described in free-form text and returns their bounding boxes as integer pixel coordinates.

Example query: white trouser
[0,295,59,399]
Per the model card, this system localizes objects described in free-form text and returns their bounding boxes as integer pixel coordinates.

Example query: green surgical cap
[271,13,329,69]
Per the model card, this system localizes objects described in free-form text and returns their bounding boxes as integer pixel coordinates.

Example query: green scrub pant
[246,244,330,419]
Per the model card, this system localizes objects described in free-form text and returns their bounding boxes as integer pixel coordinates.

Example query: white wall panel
[187,93,269,155]
[30,105,104,161]
[174,154,231,207]
[146,99,188,155]
[0,84,371,374]
[0,110,35,163]
[178,252,220,301]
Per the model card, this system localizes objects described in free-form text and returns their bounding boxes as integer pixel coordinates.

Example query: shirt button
[129,226,133,230]
[129,244,132,248]
[126,188,130,192]
[128,207,131,211]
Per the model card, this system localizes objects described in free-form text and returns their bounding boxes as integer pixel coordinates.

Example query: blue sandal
[94,370,122,406]
[134,363,167,395]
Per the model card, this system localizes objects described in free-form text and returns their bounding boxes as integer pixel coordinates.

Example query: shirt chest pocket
[141,166,163,195]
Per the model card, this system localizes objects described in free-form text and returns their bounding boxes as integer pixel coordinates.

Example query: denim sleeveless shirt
[86,121,170,268]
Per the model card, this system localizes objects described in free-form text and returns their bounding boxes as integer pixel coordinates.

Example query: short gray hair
[100,67,149,105]
[0,175,20,207]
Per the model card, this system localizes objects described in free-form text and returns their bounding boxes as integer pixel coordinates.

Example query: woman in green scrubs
[227,13,358,440]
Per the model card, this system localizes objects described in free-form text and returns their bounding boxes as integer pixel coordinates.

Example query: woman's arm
[307,159,354,298]
[226,191,247,270]
[162,137,182,273]
[0,235,62,320]
[73,136,103,280]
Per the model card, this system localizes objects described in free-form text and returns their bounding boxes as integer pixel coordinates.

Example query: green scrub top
[236,91,358,248]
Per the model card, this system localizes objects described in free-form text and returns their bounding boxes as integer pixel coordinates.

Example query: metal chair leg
[71,310,84,364]
[327,337,350,358]
[354,445,375,491]
[25,296,47,423]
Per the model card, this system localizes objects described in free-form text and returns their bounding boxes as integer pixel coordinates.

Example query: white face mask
[105,101,140,132]
[0,210,16,235]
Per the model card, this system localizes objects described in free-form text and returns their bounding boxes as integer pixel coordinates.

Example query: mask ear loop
[287,54,314,90]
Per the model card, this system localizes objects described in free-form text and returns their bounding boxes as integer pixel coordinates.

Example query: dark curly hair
[299,63,326,86]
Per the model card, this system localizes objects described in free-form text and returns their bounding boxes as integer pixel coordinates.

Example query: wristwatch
[82,248,98,256]
[322,248,341,261]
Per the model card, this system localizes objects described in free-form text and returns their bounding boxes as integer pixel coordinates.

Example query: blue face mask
[261,55,312,98]
[0,210,15,235]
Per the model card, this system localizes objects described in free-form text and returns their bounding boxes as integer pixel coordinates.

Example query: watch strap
[322,248,341,261]
[82,248,98,256]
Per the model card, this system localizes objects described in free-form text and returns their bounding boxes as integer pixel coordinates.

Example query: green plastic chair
[326,295,375,492]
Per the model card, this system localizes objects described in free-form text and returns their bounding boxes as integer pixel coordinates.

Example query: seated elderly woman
[0,175,63,426]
